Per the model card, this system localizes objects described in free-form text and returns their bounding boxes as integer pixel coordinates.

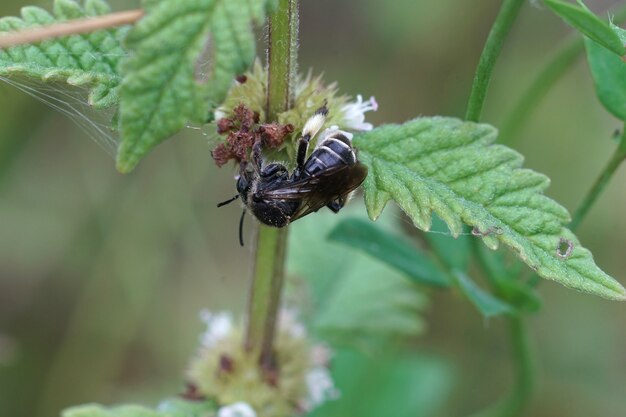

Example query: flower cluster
[210,63,377,168]
[211,104,294,167]
[187,309,339,417]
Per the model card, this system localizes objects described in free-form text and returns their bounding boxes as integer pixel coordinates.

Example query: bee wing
[260,163,368,220]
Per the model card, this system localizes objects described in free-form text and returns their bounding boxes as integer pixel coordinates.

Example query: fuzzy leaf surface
[585,31,626,120]
[544,0,625,56]
[117,0,271,172]
[0,0,126,108]
[354,117,626,300]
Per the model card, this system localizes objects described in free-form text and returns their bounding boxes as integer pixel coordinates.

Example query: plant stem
[464,2,534,416]
[0,9,143,49]
[246,0,298,369]
[246,225,289,365]
[265,0,299,121]
[465,0,525,122]
[500,5,626,144]
[570,128,626,231]
[468,316,534,417]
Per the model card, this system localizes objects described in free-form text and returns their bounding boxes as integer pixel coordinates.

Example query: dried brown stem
[0,9,143,49]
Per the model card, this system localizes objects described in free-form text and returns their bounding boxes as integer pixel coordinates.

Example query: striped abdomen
[303,133,356,177]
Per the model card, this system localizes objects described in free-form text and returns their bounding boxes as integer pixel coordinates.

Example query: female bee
[218,105,368,245]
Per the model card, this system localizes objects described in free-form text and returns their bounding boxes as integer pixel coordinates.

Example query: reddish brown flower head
[211,143,236,167]
[180,383,205,401]
[216,117,235,134]
[228,131,256,161]
[233,104,256,132]
[219,354,235,374]
[211,104,297,168]
[259,123,295,148]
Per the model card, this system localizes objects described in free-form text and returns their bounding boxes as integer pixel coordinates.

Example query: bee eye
[236,177,249,194]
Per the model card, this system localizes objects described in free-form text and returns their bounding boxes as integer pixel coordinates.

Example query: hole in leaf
[556,237,573,259]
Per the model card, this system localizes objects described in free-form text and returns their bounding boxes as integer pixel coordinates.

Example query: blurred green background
[1,0,626,416]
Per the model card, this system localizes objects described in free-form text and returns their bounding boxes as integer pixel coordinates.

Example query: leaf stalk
[570,127,626,231]
[465,0,525,122]
[0,9,143,49]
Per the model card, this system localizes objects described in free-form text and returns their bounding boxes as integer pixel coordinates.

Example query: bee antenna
[217,194,239,207]
[239,210,246,247]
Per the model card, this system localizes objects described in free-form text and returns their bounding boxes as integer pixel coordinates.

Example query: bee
[217,105,368,245]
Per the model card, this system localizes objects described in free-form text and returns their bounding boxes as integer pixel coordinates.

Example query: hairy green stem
[246,225,289,366]
[246,0,298,369]
[265,0,299,121]
[465,0,525,122]
[570,128,626,231]
[501,5,626,143]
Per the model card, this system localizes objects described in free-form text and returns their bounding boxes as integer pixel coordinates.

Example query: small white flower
[341,94,378,131]
[310,344,333,367]
[217,402,257,417]
[214,110,226,120]
[199,310,233,348]
[302,367,340,411]
[279,308,307,339]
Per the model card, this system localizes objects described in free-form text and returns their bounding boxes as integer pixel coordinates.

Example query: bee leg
[260,162,289,179]
[251,141,264,172]
[295,134,311,177]
[327,196,346,213]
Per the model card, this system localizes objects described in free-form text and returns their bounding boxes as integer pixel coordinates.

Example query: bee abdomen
[304,133,356,176]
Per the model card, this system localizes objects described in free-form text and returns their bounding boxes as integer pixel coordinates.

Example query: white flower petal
[279,308,307,339]
[341,95,378,131]
[310,344,333,367]
[303,367,340,410]
[199,310,233,348]
[217,402,257,417]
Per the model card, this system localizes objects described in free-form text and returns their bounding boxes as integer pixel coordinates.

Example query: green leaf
[610,22,626,45]
[354,117,626,300]
[287,207,428,348]
[544,0,625,57]
[309,349,453,417]
[156,398,217,417]
[0,0,126,108]
[585,34,626,120]
[117,0,271,173]
[475,244,542,313]
[62,400,217,417]
[328,218,450,287]
[62,404,160,417]
[451,270,515,318]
